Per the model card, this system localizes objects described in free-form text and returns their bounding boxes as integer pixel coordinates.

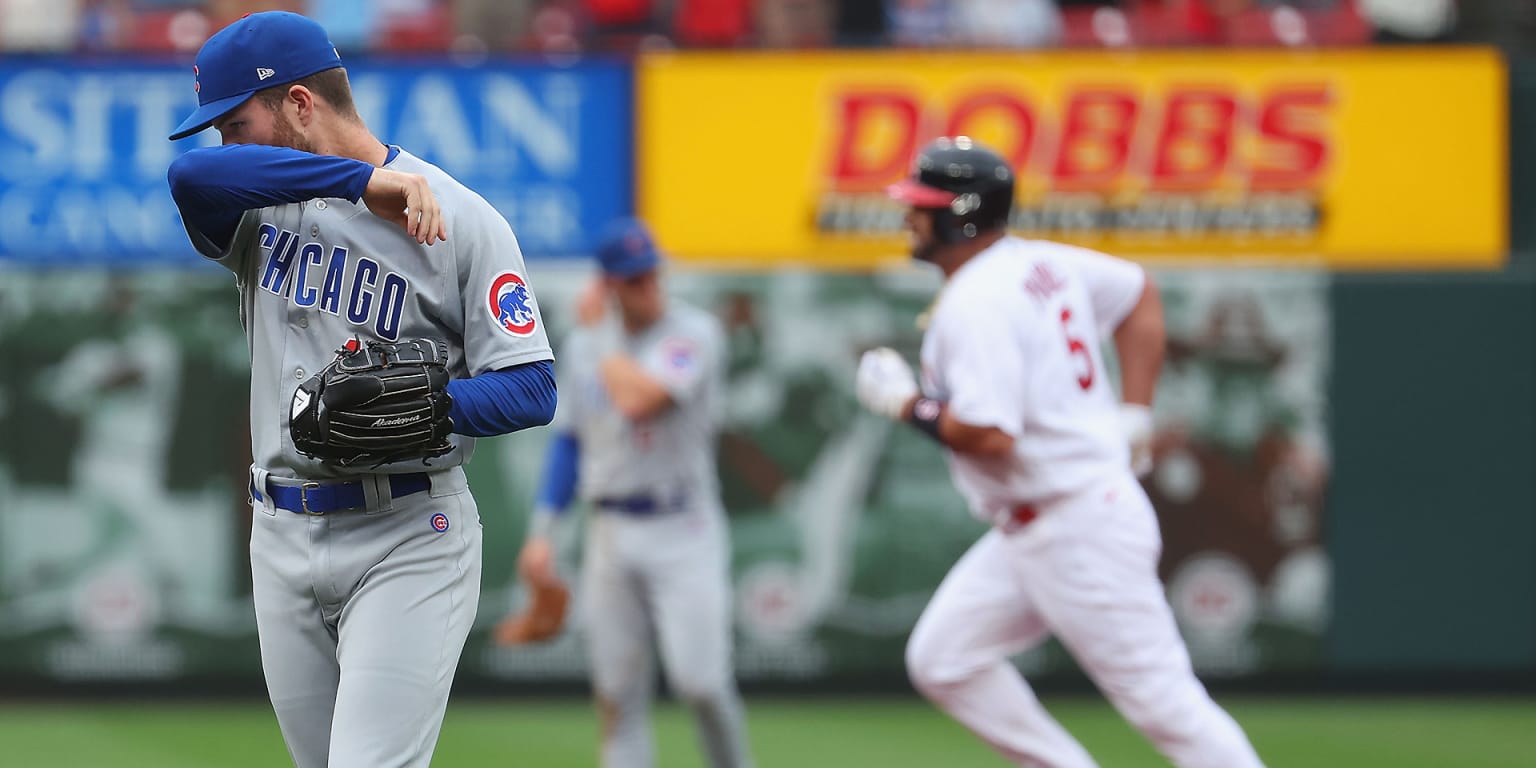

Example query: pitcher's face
[610,270,665,327]
[214,94,315,154]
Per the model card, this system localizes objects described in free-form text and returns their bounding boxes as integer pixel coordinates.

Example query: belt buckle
[299,481,323,516]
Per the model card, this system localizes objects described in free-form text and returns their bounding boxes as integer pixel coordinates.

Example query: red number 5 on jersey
[1060,308,1095,391]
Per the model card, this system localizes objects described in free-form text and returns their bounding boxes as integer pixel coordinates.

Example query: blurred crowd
[0,0,1529,55]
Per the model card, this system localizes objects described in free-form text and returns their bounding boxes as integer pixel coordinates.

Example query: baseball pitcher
[497,218,753,768]
[858,137,1265,768]
[166,12,555,768]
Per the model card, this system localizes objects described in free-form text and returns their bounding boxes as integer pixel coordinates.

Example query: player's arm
[1109,273,1164,475]
[443,359,557,437]
[494,428,577,646]
[596,320,719,422]
[857,350,1014,458]
[857,289,1022,458]
[1111,273,1165,408]
[521,429,580,586]
[1067,247,1164,474]
[597,354,673,421]
[899,399,1014,457]
[167,144,443,250]
[1058,245,1159,404]
[168,144,372,249]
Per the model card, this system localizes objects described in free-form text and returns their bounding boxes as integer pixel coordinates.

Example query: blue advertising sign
[0,58,632,265]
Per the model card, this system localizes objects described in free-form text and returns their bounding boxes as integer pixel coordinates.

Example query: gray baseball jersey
[557,300,753,768]
[561,301,724,507]
[186,146,551,768]
[187,147,553,478]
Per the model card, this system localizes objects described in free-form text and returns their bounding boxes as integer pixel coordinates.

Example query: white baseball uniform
[904,236,1264,768]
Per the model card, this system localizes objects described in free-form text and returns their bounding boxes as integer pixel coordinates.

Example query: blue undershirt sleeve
[534,431,580,515]
[167,144,375,248]
[444,360,556,438]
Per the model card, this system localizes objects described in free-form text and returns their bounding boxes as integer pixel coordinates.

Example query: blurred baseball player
[166,12,555,768]
[857,136,1265,768]
[498,218,753,768]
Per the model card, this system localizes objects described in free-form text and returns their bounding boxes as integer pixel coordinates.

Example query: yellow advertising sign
[638,49,1506,269]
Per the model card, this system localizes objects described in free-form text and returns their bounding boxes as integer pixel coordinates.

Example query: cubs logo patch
[661,337,696,372]
[430,513,450,533]
[487,272,537,337]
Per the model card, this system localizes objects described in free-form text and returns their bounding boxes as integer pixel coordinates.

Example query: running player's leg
[649,516,752,768]
[907,528,1098,768]
[249,500,339,768]
[326,487,482,768]
[1022,484,1263,768]
[585,517,660,768]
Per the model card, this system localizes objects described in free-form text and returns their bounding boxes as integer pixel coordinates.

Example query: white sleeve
[933,291,1029,438]
[1056,245,1145,336]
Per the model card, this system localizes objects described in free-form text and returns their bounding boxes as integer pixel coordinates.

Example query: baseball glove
[495,579,571,645]
[290,337,455,468]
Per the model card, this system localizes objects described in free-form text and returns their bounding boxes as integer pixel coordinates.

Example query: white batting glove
[857,348,918,421]
[1120,403,1154,478]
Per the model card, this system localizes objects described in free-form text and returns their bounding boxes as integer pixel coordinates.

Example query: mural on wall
[0,265,1329,685]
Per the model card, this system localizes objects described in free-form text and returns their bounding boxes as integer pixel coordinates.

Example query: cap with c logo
[169,11,342,141]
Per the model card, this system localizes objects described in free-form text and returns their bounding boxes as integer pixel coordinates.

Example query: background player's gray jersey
[184,148,553,479]
[560,301,725,506]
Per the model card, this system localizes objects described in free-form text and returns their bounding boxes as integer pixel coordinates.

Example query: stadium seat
[375,3,455,52]
[1223,3,1372,47]
[1059,1,1218,49]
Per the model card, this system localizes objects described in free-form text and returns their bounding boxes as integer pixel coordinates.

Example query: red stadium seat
[375,3,456,52]
[1306,4,1373,46]
[1060,6,1134,48]
[1059,1,1217,49]
[1224,3,1372,47]
[674,0,751,48]
[123,9,182,52]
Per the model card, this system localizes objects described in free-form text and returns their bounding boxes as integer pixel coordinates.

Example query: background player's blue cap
[595,218,663,278]
[169,12,343,141]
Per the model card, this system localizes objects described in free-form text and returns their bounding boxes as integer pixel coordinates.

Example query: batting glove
[857,348,918,421]
[1119,403,1154,478]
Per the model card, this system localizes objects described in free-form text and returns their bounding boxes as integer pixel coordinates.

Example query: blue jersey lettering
[347,257,379,324]
[320,245,347,315]
[294,243,324,307]
[376,272,407,341]
[260,229,299,297]
[260,233,408,339]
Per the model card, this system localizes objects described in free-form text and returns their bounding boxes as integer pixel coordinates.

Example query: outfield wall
[0,50,1530,692]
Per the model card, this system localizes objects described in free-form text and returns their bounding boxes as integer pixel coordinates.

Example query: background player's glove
[290,338,455,467]
[857,347,918,420]
[495,535,570,645]
[1120,403,1154,478]
[495,579,570,645]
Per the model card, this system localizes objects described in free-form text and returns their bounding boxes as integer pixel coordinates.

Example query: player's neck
[935,230,1006,280]
[621,312,659,335]
[315,120,389,166]
[620,305,664,334]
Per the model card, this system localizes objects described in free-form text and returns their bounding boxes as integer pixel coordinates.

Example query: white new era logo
[256,67,275,80]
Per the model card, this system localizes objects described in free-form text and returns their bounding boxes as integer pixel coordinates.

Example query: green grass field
[1,695,1532,766]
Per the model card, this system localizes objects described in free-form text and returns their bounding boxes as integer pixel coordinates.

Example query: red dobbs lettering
[825,84,1333,192]
[829,92,924,192]
[1251,87,1332,189]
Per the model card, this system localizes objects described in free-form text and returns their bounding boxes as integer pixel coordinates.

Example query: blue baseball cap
[596,218,663,278]
[169,12,343,141]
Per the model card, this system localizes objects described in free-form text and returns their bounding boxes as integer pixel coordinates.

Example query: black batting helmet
[887,136,1014,244]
